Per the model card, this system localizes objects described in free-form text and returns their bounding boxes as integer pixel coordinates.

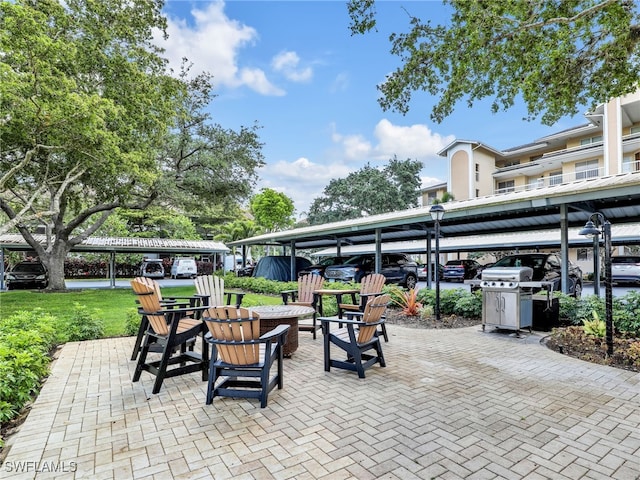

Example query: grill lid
[481,266,533,282]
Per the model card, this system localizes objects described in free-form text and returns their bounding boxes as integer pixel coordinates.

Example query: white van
[170,258,197,279]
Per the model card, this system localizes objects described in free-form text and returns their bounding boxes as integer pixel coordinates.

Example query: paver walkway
[2,324,639,479]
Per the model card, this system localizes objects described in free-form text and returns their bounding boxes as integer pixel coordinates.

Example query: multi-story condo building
[420,90,640,273]
[424,90,640,203]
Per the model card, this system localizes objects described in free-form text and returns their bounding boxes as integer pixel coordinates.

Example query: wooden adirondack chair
[131,279,209,394]
[203,306,290,408]
[320,294,389,379]
[130,277,200,360]
[194,274,245,308]
[338,273,389,342]
[281,273,324,338]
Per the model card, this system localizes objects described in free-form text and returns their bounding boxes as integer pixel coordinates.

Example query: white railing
[494,167,608,194]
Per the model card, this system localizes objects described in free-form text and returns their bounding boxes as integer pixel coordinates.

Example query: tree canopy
[250,188,295,232]
[0,0,264,289]
[348,0,640,125]
[306,157,422,225]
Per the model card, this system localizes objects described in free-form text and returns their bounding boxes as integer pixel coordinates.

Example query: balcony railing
[494,167,608,194]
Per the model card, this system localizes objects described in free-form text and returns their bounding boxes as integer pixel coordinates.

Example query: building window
[622,153,640,173]
[549,170,563,186]
[497,180,515,193]
[475,189,479,197]
[575,159,600,180]
[577,248,593,261]
[475,163,479,182]
[580,135,603,145]
[631,126,640,134]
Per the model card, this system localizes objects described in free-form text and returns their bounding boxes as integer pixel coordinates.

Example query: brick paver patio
[2,324,639,479]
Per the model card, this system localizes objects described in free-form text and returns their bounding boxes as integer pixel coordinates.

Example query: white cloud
[271,51,313,82]
[157,1,283,95]
[330,72,349,93]
[331,119,455,165]
[257,157,352,217]
[371,119,455,162]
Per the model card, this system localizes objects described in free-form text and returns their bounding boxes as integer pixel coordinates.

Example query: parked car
[5,261,49,290]
[323,253,418,288]
[139,259,165,279]
[611,255,640,285]
[443,259,482,282]
[298,256,354,277]
[236,264,255,277]
[170,257,197,279]
[489,253,583,297]
[417,263,444,281]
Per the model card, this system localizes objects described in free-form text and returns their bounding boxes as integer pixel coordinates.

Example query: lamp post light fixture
[429,204,445,321]
[579,213,613,356]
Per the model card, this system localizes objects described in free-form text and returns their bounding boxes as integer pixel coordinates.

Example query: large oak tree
[0,1,263,289]
[307,157,422,225]
[348,0,640,125]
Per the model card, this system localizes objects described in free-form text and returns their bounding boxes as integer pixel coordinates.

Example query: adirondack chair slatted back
[360,273,386,296]
[133,276,164,301]
[295,274,324,303]
[205,307,261,365]
[357,294,389,344]
[195,275,225,306]
[131,279,169,336]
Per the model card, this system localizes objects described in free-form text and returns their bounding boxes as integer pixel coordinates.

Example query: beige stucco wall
[473,149,495,197]
[450,149,470,200]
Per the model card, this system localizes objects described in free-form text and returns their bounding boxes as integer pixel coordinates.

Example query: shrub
[453,290,483,318]
[62,303,105,342]
[124,308,141,337]
[616,291,640,336]
[0,310,62,441]
[583,311,606,337]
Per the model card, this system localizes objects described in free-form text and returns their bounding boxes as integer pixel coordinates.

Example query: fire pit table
[247,305,315,357]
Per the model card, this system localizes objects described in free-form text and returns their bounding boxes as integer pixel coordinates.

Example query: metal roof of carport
[0,234,230,254]
[229,171,640,250]
[311,223,640,257]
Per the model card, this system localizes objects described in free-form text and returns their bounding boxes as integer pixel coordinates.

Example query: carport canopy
[229,173,640,292]
[0,235,229,289]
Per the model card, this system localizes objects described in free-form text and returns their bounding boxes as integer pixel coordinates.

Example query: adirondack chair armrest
[224,291,245,307]
[280,289,298,304]
[259,324,290,343]
[140,304,210,317]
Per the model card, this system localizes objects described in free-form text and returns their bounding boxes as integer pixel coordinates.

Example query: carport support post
[0,248,6,291]
[290,241,296,281]
[109,251,116,288]
[560,204,570,294]
[375,229,382,274]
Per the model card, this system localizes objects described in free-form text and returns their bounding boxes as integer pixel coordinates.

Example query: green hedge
[0,305,104,448]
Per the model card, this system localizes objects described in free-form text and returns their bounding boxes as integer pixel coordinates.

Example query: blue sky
[155,1,585,218]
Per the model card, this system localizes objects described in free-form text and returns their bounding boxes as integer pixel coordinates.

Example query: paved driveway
[2,324,639,479]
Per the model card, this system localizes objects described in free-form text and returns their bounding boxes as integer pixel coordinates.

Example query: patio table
[247,305,315,357]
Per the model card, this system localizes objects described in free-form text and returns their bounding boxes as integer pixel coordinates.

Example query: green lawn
[0,287,282,337]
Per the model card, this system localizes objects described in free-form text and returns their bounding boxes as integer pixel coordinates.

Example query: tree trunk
[42,244,69,291]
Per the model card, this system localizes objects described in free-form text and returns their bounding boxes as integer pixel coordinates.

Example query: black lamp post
[429,204,445,320]
[579,213,613,356]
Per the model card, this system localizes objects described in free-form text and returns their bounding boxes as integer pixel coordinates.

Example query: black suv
[5,261,49,290]
[490,253,583,297]
[323,253,418,288]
